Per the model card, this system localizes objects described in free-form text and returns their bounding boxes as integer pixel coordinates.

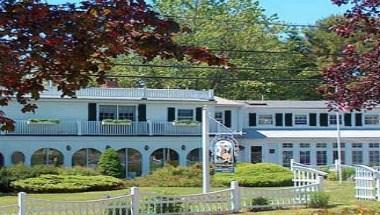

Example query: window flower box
[172,120,200,127]
[101,119,132,126]
[27,119,60,125]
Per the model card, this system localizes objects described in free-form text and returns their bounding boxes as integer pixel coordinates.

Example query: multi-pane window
[300,143,310,148]
[295,114,307,125]
[258,115,273,125]
[369,151,380,166]
[214,112,224,124]
[316,151,327,165]
[333,143,345,148]
[316,143,327,148]
[300,151,311,165]
[365,115,379,125]
[282,151,293,167]
[99,105,136,121]
[329,114,342,125]
[282,143,293,148]
[352,143,362,148]
[370,143,380,148]
[177,109,194,120]
[333,151,345,164]
[352,151,363,164]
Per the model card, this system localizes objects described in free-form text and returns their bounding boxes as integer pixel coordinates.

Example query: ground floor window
[369,151,380,166]
[352,151,363,164]
[282,151,293,167]
[316,151,327,166]
[150,148,179,172]
[333,151,345,164]
[31,148,64,166]
[186,148,212,166]
[11,151,25,165]
[72,148,101,168]
[0,153,3,168]
[117,148,142,178]
[299,151,311,165]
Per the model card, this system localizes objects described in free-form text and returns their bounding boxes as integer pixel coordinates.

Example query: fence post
[18,192,26,215]
[318,176,324,191]
[131,187,139,215]
[230,181,240,213]
[376,177,380,201]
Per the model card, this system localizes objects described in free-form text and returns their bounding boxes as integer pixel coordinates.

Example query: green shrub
[125,164,202,187]
[327,167,355,181]
[308,192,329,208]
[251,197,270,206]
[98,148,124,178]
[11,174,124,193]
[148,197,185,213]
[59,166,100,176]
[212,163,293,187]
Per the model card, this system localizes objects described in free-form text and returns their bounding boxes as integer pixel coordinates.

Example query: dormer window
[294,114,307,125]
[329,114,342,125]
[258,115,273,125]
[365,114,379,125]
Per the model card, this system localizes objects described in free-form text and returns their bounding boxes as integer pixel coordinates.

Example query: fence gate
[354,165,380,201]
[290,159,327,187]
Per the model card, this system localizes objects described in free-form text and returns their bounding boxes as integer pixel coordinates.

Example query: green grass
[1,181,380,214]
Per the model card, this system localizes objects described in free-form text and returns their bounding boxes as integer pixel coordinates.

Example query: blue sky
[46,0,350,25]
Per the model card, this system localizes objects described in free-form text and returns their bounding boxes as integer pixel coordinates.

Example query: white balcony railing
[41,88,214,100]
[0,119,233,136]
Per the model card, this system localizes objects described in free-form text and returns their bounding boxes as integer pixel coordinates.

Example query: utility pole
[336,110,343,184]
[202,106,210,193]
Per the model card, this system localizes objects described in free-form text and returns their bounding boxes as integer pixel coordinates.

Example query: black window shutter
[355,113,363,126]
[196,107,202,122]
[309,113,317,126]
[320,113,328,127]
[138,104,147,122]
[275,113,283,126]
[249,113,256,127]
[224,110,232,128]
[167,107,176,122]
[88,103,97,121]
[344,113,352,126]
[285,113,293,127]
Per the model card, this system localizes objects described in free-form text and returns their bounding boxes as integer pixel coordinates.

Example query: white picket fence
[1,176,324,215]
[290,159,328,187]
[354,165,380,201]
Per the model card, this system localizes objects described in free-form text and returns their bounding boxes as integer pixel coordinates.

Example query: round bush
[98,148,124,178]
[308,192,329,208]
[212,163,293,187]
[12,174,124,193]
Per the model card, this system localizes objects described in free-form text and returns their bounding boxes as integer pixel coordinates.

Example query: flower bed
[27,119,60,125]
[101,119,132,125]
[172,120,200,127]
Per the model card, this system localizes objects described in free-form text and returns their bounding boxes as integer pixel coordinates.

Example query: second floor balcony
[0,120,234,137]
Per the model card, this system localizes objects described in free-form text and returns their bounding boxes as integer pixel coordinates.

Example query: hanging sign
[211,134,239,173]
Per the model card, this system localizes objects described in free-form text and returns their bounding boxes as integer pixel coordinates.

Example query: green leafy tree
[98,148,124,178]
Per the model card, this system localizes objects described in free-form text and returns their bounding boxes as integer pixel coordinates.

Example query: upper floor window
[352,143,362,148]
[282,143,293,148]
[295,114,307,125]
[333,143,345,148]
[329,114,342,125]
[365,115,379,125]
[214,112,224,124]
[99,105,136,121]
[178,109,194,121]
[369,143,380,148]
[258,115,273,125]
[316,143,327,148]
[300,143,310,148]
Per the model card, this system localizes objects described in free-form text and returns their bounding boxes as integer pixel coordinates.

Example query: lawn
[1,181,380,214]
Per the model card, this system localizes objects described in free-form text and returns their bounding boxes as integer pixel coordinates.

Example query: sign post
[336,111,343,184]
[202,106,210,193]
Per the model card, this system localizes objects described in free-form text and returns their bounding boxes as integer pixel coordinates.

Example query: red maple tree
[0,0,227,130]
[322,0,380,111]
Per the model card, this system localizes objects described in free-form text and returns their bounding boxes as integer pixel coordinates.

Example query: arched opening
[150,148,179,172]
[117,148,142,178]
[0,153,4,168]
[31,148,64,166]
[11,151,25,165]
[186,148,212,166]
[72,148,101,168]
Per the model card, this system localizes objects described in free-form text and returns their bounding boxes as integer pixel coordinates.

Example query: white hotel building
[1,87,380,177]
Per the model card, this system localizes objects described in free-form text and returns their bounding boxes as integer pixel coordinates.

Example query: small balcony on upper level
[0,119,236,137]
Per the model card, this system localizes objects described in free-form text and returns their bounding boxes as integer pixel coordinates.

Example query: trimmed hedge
[12,174,124,193]
[213,163,293,187]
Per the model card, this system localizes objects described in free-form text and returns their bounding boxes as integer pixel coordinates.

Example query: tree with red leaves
[322,0,380,111]
[0,0,227,130]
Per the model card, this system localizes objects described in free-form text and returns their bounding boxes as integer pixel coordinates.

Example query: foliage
[212,163,293,187]
[148,197,185,213]
[98,148,124,178]
[321,0,380,110]
[172,120,200,126]
[251,197,270,206]
[102,119,132,125]
[59,166,100,176]
[27,119,60,124]
[11,174,124,193]
[0,0,226,131]
[327,168,355,181]
[308,192,329,208]
[125,164,203,187]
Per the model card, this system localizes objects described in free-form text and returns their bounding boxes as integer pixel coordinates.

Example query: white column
[64,152,72,168]
[230,181,241,212]
[202,106,210,194]
[142,153,151,176]
[131,187,139,215]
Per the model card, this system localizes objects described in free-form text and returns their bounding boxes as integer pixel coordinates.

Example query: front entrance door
[251,146,262,163]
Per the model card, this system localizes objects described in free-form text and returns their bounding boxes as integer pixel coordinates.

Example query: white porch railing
[1,119,234,136]
[41,88,214,100]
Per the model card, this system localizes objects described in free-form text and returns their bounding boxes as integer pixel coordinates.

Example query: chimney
[101,79,119,88]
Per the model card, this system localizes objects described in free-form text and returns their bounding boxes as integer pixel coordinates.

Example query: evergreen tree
[98,148,124,178]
